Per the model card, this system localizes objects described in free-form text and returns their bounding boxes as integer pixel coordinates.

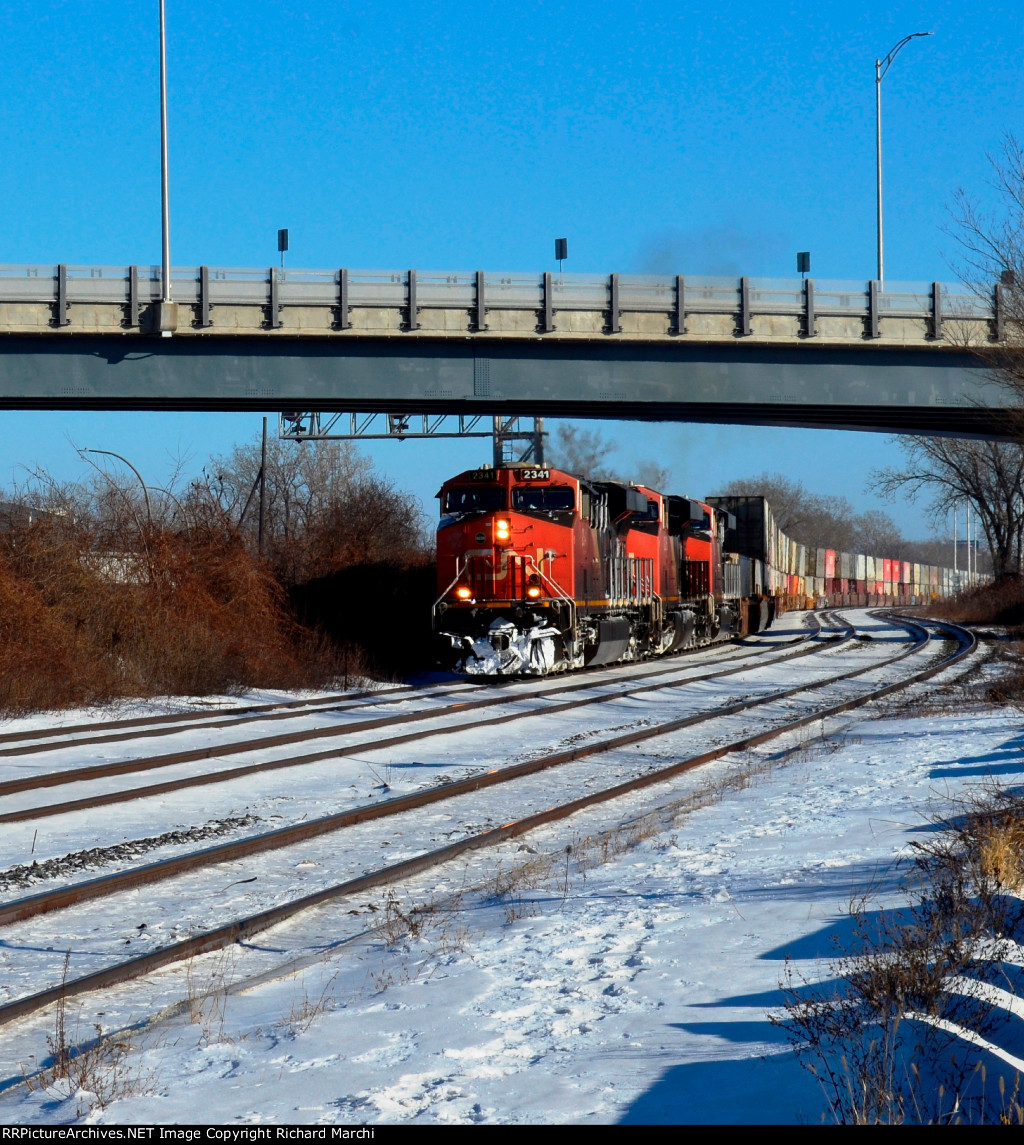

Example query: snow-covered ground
[1,612,1022,1125]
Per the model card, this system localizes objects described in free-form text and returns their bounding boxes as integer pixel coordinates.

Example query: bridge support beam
[0,333,1006,437]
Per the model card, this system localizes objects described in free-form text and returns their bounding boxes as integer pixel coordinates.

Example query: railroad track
[0,612,838,823]
[0,610,972,1035]
[0,611,823,761]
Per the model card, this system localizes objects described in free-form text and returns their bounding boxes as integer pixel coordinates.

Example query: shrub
[775,790,1024,1123]
[932,576,1024,626]
[0,513,344,715]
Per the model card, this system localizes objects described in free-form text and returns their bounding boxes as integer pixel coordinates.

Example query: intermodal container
[706,495,773,565]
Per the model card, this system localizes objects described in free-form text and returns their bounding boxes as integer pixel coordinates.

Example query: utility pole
[259,416,267,555]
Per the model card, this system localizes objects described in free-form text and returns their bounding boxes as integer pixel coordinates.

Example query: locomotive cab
[434,464,581,674]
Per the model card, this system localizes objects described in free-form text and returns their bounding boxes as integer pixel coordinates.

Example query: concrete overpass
[0,263,1013,435]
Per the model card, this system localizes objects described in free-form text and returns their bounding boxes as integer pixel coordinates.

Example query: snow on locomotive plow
[433,462,964,676]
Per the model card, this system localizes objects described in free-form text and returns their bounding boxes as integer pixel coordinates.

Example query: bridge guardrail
[0,264,1005,340]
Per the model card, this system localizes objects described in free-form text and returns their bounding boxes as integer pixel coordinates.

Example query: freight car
[707,495,969,609]
[433,462,774,675]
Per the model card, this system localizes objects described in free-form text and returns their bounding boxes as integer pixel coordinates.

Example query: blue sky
[0,0,1020,536]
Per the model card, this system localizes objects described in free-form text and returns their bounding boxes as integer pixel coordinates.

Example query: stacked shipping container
[707,495,977,608]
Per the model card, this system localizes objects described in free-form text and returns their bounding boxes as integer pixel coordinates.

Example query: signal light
[455,586,472,600]
[526,586,541,598]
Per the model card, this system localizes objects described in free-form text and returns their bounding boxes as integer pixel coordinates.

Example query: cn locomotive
[433,462,773,675]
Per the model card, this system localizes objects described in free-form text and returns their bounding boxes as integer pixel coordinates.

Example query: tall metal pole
[953,503,958,583]
[971,506,980,586]
[875,59,883,285]
[259,416,267,555]
[874,32,932,286]
[159,0,171,304]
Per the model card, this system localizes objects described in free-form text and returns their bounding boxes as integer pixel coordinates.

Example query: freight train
[433,462,962,677]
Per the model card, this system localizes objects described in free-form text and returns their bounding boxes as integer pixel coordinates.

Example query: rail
[0,612,968,1029]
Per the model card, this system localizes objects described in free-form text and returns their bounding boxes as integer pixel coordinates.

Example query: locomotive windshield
[511,485,575,513]
[442,486,507,514]
[629,497,662,534]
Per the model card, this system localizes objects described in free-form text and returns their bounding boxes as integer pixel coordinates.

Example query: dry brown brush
[775,789,1024,1124]
[931,576,1024,627]
[0,509,344,715]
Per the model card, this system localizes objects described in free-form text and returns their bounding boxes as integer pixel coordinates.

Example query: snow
[1,610,1022,1125]
[458,618,562,675]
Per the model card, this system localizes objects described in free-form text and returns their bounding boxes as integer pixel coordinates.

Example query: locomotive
[433,462,774,675]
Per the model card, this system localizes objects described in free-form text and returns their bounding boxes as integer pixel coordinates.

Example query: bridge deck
[0,265,1011,435]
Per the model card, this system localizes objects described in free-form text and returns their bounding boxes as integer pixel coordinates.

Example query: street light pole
[80,449,153,526]
[875,31,932,286]
[159,0,171,306]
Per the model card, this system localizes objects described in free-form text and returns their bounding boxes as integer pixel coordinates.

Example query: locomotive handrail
[434,555,472,612]
[523,553,575,612]
[608,555,657,607]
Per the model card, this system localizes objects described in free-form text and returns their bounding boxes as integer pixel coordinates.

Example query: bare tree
[713,473,810,535]
[716,470,925,559]
[852,509,908,559]
[949,134,1024,412]
[636,461,672,492]
[872,437,1024,579]
[857,138,1024,581]
[951,135,1024,301]
[201,436,428,585]
[548,423,672,490]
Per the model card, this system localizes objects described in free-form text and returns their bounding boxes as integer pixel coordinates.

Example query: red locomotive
[434,462,774,675]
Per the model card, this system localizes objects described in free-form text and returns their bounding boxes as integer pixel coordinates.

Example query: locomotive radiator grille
[681,560,711,599]
[607,556,655,606]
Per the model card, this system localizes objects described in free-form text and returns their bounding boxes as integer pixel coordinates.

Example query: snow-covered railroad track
[0,611,973,1032]
[0,685,418,755]
[0,613,841,824]
[0,612,824,760]
[0,614,857,924]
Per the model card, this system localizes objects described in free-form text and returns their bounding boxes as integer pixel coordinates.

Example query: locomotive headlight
[455,586,472,600]
[495,519,511,541]
[526,586,542,599]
